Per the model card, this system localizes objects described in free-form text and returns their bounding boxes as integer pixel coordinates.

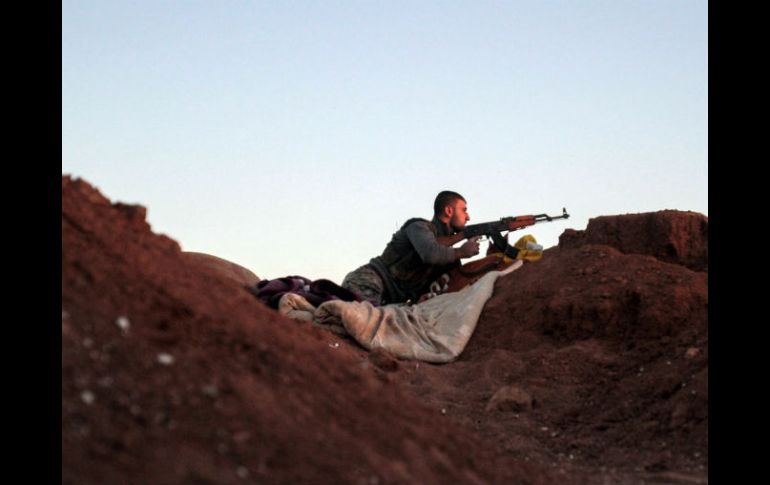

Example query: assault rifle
[436,208,570,253]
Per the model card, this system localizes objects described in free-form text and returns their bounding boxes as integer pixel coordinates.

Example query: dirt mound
[62,176,554,485]
[62,176,708,484]
[181,251,261,287]
[424,241,708,482]
[559,210,708,272]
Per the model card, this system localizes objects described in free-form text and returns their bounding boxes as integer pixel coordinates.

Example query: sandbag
[313,261,523,363]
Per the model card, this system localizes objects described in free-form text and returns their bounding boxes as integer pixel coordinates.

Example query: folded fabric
[313,260,524,363]
[251,276,361,309]
[253,262,524,363]
[277,293,317,322]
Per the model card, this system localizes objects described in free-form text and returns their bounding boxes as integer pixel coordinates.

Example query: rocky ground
[62,175,708,484]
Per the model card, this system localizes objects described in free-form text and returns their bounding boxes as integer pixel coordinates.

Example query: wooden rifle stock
[435,232,467,247]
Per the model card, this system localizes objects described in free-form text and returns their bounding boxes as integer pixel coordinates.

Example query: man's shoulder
[402,217,431,227]
[401,217,435,232]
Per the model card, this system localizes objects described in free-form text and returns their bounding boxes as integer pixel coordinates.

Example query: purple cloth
[251,276,362,309]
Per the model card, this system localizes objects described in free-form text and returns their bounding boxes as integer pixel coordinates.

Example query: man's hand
[457,236,481,259]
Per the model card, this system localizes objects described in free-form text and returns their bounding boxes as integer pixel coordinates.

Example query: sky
[62,0,708,284]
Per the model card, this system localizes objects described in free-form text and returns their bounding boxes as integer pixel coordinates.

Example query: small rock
[685,347,700,359]
[236,466,249,478]
[486,385,534,412]
[115,316,130,333]
[157,353,175,365]
[80,390,95,405]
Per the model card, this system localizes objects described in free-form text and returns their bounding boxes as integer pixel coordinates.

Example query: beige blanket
[278,261,523,363]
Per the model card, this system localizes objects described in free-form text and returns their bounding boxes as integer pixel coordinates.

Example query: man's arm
[404,222,479,264]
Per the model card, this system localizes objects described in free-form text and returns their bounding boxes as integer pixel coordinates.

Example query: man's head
[434,190,470,230]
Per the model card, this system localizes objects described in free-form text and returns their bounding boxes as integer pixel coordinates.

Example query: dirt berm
[62,175,708,485]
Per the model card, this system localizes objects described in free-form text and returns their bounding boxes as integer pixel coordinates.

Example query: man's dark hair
[434,191,466,218]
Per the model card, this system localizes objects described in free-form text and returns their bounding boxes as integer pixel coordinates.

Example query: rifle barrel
[439,208,570,247]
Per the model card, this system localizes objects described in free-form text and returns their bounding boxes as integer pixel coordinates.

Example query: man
[341,191,481,306]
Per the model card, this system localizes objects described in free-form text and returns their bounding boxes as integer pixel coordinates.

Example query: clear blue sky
[62,0,708,283]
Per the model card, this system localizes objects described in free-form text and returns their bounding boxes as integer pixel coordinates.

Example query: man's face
[448,199,470,230]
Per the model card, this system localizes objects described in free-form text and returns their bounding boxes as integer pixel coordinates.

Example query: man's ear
[443,205,454,218]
